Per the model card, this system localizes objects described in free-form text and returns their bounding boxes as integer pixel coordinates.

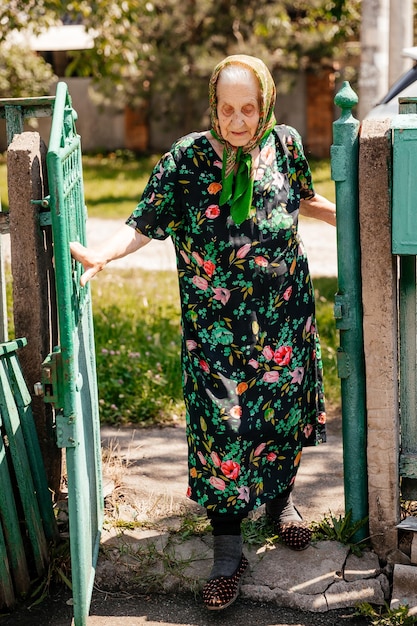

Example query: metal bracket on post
[0,96,55,146]
[31,196,52,227]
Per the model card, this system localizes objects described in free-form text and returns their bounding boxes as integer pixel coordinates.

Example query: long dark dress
[127,124,326,517]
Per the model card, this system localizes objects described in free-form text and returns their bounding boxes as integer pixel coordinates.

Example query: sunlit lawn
[0,151,339,425]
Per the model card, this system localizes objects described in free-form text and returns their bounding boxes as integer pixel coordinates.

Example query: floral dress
[127,124,326,517]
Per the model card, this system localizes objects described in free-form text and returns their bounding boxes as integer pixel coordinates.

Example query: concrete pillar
[389,0,414,85]
[359,119,400,558]
[7,131,61,497]
[358,0,390,119]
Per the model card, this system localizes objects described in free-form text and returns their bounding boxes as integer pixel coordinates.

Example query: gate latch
[38,348,64,408]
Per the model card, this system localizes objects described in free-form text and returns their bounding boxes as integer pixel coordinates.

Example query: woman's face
[216,71,260,147]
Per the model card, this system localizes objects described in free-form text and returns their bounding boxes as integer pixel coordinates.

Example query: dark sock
[209,534,243,579]
[266,492,302,524]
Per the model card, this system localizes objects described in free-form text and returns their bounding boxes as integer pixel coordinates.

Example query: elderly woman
[70,54,336,611]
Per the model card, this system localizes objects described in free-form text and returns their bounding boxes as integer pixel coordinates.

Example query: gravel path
[0,216,337,277]
[84,216,338,277]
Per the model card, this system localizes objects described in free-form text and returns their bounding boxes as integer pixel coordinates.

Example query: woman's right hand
[70,241,106,287]
[70,224,151,287]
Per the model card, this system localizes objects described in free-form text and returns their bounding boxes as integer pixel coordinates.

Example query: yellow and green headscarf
[209,55,277,224]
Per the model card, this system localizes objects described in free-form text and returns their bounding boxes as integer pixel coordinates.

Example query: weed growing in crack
[355,602,417,625]
[311,510,369,555]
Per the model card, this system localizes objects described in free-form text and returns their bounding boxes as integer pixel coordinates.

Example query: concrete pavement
[91,217,389,614]
[97,415,389,615]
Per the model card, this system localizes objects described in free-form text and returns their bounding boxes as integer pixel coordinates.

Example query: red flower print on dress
[205,205,220,219]
[267,452,277,462]
[212,287,231,305]
[199,359,210,373]
[237,243,251,258]
[211,451,221,467]
[263,371,280,383]
[274,346,292,366]
[186,339,197,351]
[192,275,208,290]
[260,145,275,165]
[318,412,326,424]
[186,486,192,498]
[249,359,259,369]
[254,256,268,267]
[209,476,226,491]
[221,460,240,480]
[283,286,292,301]
[203,260,216,277]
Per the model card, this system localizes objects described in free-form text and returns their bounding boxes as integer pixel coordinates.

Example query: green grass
[92,267,339,426]
[92,268,184,425]
[1,151,340,424]
[0,153,334,216]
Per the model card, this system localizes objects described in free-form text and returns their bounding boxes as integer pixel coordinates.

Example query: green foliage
[92,268,184,426]
[0,45,57,99]
[82,151,160,219]
[0,1,361,132]
[29,540,72,606]
[0,153,340,425]
[0,1,61,35]
[54,1,360,127]
[311,510,369,555]
[0,1,60,99]
[177,513,211,539]
[92,268,339,427]
[355,602,417,625]
[314,276,339,409]
[241,515,278,546]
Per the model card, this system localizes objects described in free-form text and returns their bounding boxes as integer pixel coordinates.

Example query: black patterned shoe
[276,520,312,551]
[202,555,249,610]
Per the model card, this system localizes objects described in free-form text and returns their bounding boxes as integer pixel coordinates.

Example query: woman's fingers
[69,241,100,286]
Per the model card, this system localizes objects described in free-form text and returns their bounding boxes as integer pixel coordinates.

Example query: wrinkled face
[216,71,260,147]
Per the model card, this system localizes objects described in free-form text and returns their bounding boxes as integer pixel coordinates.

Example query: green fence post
[393,96,417,498]
[331,81,368,541]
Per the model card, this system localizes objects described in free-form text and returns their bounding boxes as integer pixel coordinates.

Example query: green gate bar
[331,82,368,541]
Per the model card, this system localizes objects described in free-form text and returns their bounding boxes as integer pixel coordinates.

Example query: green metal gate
[391,97,417,500]
[43,82,103,626]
